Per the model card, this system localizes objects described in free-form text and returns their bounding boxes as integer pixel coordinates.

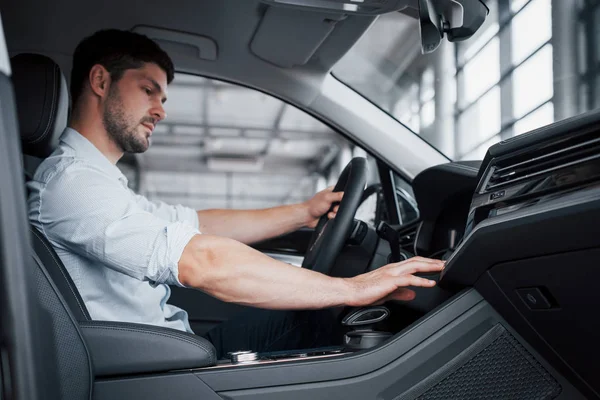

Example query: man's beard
[103,86,149,154]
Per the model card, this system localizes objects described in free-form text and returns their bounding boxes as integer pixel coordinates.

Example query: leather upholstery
[29,226,92,321]
[31,252,93,399]
[81,320,217,376]
[31,224,217,371]
[14,53,217,373]
[12,53,69,158]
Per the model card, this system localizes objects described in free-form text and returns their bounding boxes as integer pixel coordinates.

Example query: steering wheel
[302,157,368,275]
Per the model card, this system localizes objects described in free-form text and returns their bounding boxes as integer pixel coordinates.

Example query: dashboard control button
[516,287,553,310]
[490,190,505,200]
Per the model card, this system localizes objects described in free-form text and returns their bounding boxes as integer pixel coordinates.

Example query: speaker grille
[400,324,561,400]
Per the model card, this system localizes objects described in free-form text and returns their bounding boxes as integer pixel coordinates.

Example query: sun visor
[132,26,218,61]
[250,6,346,68]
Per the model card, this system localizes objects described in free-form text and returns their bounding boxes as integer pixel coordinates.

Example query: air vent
[483,133,600,193]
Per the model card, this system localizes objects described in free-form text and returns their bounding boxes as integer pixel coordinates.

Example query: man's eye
[144,87,152,95]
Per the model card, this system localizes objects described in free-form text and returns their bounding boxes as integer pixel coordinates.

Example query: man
[27,29,444,358]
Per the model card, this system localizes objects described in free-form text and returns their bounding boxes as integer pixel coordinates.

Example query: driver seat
[11,53,217,399]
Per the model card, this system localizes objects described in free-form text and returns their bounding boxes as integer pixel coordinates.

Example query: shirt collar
[60,127,129,185]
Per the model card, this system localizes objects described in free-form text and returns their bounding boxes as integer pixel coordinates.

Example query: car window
[333,0,594,161]
[355,191,378,227]
[118,74,379,225]
[393,173,419,226]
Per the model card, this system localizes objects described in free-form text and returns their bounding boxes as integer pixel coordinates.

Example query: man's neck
[69,116,123,165]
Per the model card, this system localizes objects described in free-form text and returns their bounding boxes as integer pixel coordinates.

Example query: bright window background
[117,76,382,215]
[334,0,592,161]
[118,76,350,210]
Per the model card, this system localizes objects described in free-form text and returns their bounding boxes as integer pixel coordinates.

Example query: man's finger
[397,258,444,272]
[372,288,416,305]
[408,256,444,265]
[328,212,336,219]
[398,275,437,288]
[333,205,339,213]
[327,191,343,202]
[406,260,445,273]
[386,259,444,276]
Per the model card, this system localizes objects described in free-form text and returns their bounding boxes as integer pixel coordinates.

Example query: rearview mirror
[419,0,489,54]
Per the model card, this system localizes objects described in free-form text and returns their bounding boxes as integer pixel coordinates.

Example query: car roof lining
[1,0,449,179]
[0,0,379,107]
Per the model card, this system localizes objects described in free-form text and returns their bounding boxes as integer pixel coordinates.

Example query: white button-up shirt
[27,127,199,333]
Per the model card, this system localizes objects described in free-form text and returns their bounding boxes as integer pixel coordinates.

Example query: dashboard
[410,160,481,260]
[441,112,600,286]
[408,109,600,398]
[409,111,600,273]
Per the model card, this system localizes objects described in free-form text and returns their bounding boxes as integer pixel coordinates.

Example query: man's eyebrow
[145,77,168,103]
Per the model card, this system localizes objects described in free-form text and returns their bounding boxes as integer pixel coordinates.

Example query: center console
[204,306,393,369]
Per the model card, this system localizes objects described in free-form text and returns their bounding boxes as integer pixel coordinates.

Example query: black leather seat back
[12,53,92,322]
[31,252,93,399]
[30,226,92,321]
[12,53,93,399]
[12,53,68,177]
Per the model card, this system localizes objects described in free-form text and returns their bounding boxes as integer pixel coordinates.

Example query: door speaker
[397,324,562,400]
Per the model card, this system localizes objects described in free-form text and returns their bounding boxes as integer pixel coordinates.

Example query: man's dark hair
[70,29,175,106]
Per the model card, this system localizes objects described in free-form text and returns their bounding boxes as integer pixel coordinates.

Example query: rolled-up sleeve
[39,165,198,287]
[131,191,199,230]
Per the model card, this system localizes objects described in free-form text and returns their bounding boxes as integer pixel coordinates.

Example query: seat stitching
[82,321,210,339]
[80,323,215,363]
[30,227,90,319]
[81,322,212,349]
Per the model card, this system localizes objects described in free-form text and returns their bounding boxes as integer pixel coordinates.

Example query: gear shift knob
[342,306,392,351]
[342,306,390,327]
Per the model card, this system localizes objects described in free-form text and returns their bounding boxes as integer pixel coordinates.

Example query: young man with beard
[27,29,444,358]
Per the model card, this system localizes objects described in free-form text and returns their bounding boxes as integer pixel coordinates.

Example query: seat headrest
[11,53,69,158]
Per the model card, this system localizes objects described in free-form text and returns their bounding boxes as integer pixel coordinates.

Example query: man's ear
[88,64,111,99]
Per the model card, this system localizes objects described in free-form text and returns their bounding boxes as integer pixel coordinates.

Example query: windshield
[333,0,591,160]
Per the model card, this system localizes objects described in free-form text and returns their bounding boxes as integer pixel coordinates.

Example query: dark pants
[202,308,343,359]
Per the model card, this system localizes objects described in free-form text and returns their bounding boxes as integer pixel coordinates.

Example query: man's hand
[344,257,445,306]
[303,186,344,228]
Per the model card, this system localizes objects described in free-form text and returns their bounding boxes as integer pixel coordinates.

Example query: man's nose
[152,103,167,122]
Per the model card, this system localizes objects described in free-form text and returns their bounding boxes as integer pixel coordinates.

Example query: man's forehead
[129,64,168,90]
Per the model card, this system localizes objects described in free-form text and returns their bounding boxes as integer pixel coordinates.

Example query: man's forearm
[178,234,351,309]
[196,204,310,245]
